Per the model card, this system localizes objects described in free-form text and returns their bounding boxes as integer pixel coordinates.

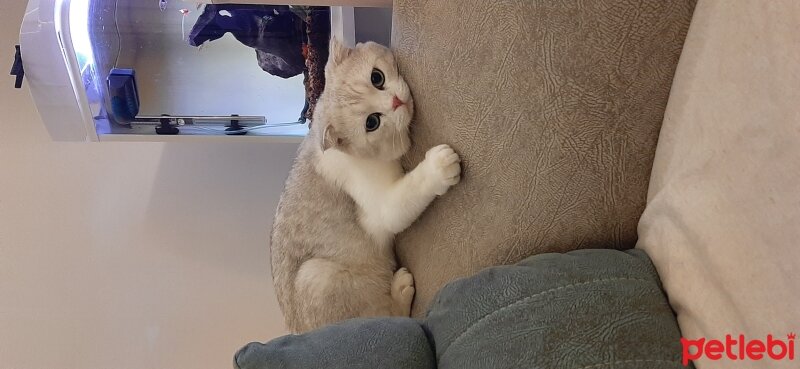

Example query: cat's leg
[293,258,399,331]
[379,144,461,234]
[390,267,415,316]
[291,258,352,332]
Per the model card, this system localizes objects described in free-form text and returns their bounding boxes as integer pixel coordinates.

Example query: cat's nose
[392,96,405,111]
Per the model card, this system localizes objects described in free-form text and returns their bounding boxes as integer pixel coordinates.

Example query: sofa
[391,0,696,316]
[238,0,799,368]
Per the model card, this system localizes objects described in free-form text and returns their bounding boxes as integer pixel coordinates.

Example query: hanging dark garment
[188,4,306,79]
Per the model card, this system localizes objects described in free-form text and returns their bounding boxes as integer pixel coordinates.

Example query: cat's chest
[316,150,402,243]
[316,150,402,197]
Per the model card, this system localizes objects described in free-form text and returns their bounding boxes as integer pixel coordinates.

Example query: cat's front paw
[423,144,461,196]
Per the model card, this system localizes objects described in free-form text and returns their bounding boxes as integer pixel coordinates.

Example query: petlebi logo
[681,333,796,366]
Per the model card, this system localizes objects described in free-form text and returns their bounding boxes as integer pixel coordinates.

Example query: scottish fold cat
[270,39,460,333]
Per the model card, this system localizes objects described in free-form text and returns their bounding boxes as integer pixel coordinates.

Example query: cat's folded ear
[321,124,347,151]
[328,37,352,68]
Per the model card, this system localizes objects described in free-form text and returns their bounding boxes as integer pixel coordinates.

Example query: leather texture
[636,1,800,368]
[392,0,697,316]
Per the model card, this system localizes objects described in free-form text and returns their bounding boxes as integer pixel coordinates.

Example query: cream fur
[270,39,460,333]
[317,144,460,242]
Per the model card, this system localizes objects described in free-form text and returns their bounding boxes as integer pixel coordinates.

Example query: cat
[270,39,461,333]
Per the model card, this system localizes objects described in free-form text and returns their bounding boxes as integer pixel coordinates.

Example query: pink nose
[392,96,405,111]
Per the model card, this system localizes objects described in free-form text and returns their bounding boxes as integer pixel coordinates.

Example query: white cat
[270,39,460,333]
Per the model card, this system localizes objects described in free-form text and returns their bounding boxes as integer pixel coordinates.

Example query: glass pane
[71,0,342,137]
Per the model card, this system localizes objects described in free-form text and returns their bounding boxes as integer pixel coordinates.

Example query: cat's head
[315,39,414,161]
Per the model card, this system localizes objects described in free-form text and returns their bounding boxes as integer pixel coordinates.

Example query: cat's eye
[370,69,385,90]
[366,113,381,132]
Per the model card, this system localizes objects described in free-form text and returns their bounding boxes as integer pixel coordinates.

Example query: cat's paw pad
[391,267,415,304]
[424,144,461,195]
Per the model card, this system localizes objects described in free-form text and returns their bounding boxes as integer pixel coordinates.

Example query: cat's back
[270,137,372,297]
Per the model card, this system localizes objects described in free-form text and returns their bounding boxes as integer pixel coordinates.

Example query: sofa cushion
[234,318,435,369]
[635,1,800,368]
[424,249,687,369]
[392,0,697,316]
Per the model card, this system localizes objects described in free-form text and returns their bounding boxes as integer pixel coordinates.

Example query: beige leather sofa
[392,1,799,368]
[392,0,697,316]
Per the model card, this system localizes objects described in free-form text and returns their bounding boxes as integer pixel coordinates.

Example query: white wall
[0,2,293,368]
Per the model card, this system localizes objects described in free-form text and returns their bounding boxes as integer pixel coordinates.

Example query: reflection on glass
[71,0,336,136]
